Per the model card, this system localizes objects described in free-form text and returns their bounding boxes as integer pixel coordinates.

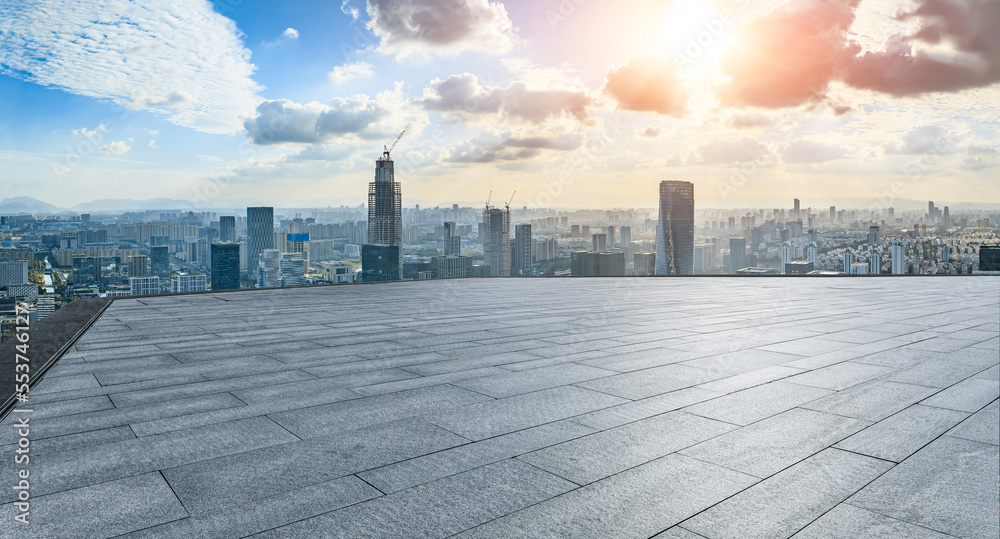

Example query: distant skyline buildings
[655,181,694,276]
[247,206,274,283]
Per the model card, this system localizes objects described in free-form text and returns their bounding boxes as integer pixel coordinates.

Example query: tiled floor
[1,277,997,538]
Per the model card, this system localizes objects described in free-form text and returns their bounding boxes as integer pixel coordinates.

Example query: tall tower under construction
[362,133,404,282]
[482,206,510,277]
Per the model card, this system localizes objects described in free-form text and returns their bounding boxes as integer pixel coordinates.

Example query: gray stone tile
[694,365,805,394]
[579,347,706,372]
[571,387,722,430]
[650,528,707,539]
[452,363,614,398]
[268,384,490,439]
[680,408,870,478]
[26,395,114,420]
[162,419,466,515]
[792,503,955,538]
[122,476,381,539]
[835,404,970,462]
[757,337,852,356]
[109,369,316,407]
[232,368,417,403]
[252,459,575,539]
[0,472,187,539]
[575,364,722,400]
[0,425,135,457]
[801,380,938,421]
[428,385,628,441]
[684,381,833,426]
[351,367,509,396]
[947,400,999,445]
[31,373,101,394]
[680,349,806,377]
[24,375,208,405]
[848,436,1000,539]
[920,377,999,412]
[454,454,757,539]
[358,419,596,493]
[520,411,736,485]
[784,361,895,390]
[681,448,892,539]
[882,348,998,388]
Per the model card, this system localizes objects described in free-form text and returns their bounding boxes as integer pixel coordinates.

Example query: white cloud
[0,0,262,134]
[282,28,299,40]
[367,0,518,58]
[329,62,374,84]
[341,0,360,19]
[420,73,591,124]
[781,140,850,163]
[691,137,774,165]
[883,125,961,155]
[636,126,662,138]
[72,124,107,138]
[97,140,131,154]
[147,140,157,148]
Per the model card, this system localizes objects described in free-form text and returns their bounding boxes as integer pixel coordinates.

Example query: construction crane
[382,129,405,160]
[485,190,492,210]
[504,191,516,212]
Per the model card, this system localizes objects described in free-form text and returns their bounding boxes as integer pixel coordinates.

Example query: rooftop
[2,277,998,538]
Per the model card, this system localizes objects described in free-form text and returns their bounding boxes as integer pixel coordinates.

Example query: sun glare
[660,0,735,71]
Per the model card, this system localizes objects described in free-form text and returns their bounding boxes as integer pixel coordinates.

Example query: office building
[512,224,532,276]
[220,215,236,243]
[361,244,400,282]
[607,226,615,248]
[979,245,1000,271]
[634,252,656,276]
[843,250,854,273]
[309,239,336,264]
[780,241,791,274]
[941,245,950,263]
[572,251,625,276]
[592,233,607,252]
[171,274,206,293]
[150,246,169,277]
[482,207,510,277]
[279,253,307,287]
[0,260,29,287]
[784,261,814,275]
[35,295,57,320]
[443,222,460,256]
[655,181,694,275]
[829,205,836,223]
[807,242,817,265]
[943,206,950,226]
[259,249,281,288]
[286,233,310,264]
[728,238,745,274]
[868,226,880,245]
[620,226,632,249]
[211,242,241,291]
[129,276,160,296]
[793,198,800,219]
[72,256,99,285]
[127,255,149,277]
[431,255,474,279]
[870,251,881,274]
[928,201,935,223]
[247,206,274,282]
[891,242,905,275]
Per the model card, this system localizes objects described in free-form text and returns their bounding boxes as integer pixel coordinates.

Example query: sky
[1,0,999,210]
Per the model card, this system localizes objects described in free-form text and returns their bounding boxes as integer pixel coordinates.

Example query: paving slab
[835,404,970,462]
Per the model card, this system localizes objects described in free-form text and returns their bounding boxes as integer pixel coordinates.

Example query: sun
[659,0,736,69]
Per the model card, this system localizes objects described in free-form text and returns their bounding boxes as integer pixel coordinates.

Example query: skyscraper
[219,215,236,243]
[620,226,632,249]
[482,207,509,277]
[247,206,274,282]
[512,224,532,276]
[943,206,950,226]
[807,242,817,265]
[259,249,280,288]
[870,250,881,274]
[279,253,307,287]
[655,181,694,275]
[607,226,615,248]
[927,201,935,223]
[443,221,460,256]
[361,244,400,282]
[843,250,854,273]
[592,233,607,252]
[150,246,169,278]
[127,255,149,277]
[728,237,745,274]
[829,205,836,223]
[780,241,790,274]
[793,198,800,219]
[364,152,403,280]
[891,242,905,274]
[211,242,240,291]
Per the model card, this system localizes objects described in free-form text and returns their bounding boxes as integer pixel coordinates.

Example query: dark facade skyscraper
[443,221,460,256]
[220,215,236,243]
[980,245,1000,271]
[247,207,274,282]
[655,181,694,275]
[512,224,532,275]
[211,242,240,291]
[363,154,402,280]
[361,244,400,282]
[150,245,169,277]
[729,238,745,274]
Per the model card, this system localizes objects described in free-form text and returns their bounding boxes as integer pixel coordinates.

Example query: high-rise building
[571,251,625,276]
[655,181,694,275]
[728,238,745,274]
[807,242,817,265]
[482,207,509,277]
[829,205,836,223]
[0,260,29,287]
[129,276,160,296]
[592,233,607,252]
[211,242,240,291]
[634,252,656,276]
[843,250,854,273]
[219,215,236,243]
[868,226,880,245]
[512,224,532,276]
[72,256,99,285]
[150,246,169,277]
[620,226,632,249]
[247,207,274,282]
[171,274,206,293]
[443,221,460,256]
[127,255,149,277]
[942,206,950,226]
[361,244,400,282]
[780,241,791,274]
[793,198,800,219]
[891,242,905,274]
[928,201,935,223]
[259,249,280,288]
[286,233,310,264]
[607,226,615,248]
[431,255,473,279]
[979,245,1000,271]
[279,253,307,287]
[36,295,57,320]
[941,245,951,263]
[309,239,336,264]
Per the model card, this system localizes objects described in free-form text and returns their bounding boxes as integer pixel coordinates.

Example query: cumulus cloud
[147,140,157,148]
[420,73,591,124]
[692,137,772,165]
[882,125,960,155]
[72,124,107,138]
[845,0,1000,96]
[96,140,131,154]
[244,85,424,145]
[636,126,662,138]
[282,28,299,40]
[329,62,374,84]
[603,57,687,116]
[341,0,360,19]
[367,0,518,58]
[728,113,774,129]
[716,0,860,108]
[446,132,583,163]
[781,140,849,163]
[0,0,262,134]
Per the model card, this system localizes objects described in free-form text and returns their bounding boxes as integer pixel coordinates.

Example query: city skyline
[2,0,1000,209]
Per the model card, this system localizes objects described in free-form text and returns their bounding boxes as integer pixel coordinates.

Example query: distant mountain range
[0,196,243,214]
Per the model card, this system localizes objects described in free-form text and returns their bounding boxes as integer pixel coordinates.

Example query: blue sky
[1,0,999,210]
